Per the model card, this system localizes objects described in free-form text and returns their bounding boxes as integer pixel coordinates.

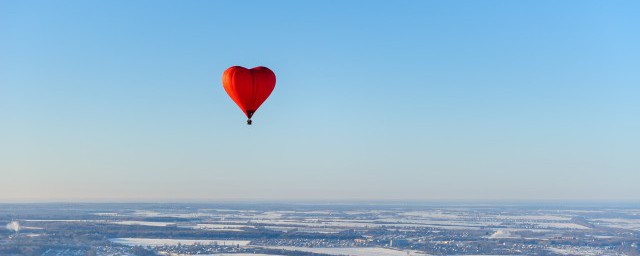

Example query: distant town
[1,202,639,255]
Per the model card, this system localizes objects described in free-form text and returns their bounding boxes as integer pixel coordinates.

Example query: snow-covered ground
[249,219,486,230]
[131,210,213,218]
[190,223,251,229]
[109,238,250,247]
[548,246,627,256]
[93,212,119,216]
[489,230,520,239]
[592,218,640,231]
[112,221,175,227]
[534,222,589,229]
[262,246,430,256]
[493,215,571,221]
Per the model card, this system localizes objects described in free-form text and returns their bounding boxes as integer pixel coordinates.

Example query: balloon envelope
[222,66,276,123]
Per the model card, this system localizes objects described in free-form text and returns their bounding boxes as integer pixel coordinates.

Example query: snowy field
[493,215,571,221]
[592,218,640,231]
[112,221,175,227]
[548,246,627,256]
[263,246,431,256]
[187,223,251,231]
[109,238,250,246]
[534,222,589,229]
[131,210,214,218]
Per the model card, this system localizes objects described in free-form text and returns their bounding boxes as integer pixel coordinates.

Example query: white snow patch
[109,238,250,247]
[489,230,519,239]
[112,221,175,227]
[535,223,589,229]
[263,246,430,256]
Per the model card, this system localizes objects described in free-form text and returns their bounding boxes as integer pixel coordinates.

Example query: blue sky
[1,1,638,201]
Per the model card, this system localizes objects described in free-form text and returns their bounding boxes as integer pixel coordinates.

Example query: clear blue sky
[1,1,638,202]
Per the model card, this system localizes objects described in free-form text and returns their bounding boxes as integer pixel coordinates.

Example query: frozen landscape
[1,202,639,255]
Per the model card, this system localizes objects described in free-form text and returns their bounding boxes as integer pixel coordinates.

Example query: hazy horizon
[2,1,638,202]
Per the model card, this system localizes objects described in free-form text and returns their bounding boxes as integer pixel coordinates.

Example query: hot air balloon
[222,66,276,125]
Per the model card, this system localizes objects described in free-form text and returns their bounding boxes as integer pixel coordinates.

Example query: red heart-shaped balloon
[222,66,276,124]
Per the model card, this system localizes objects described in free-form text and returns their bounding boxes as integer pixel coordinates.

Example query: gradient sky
[1,1,639,202]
